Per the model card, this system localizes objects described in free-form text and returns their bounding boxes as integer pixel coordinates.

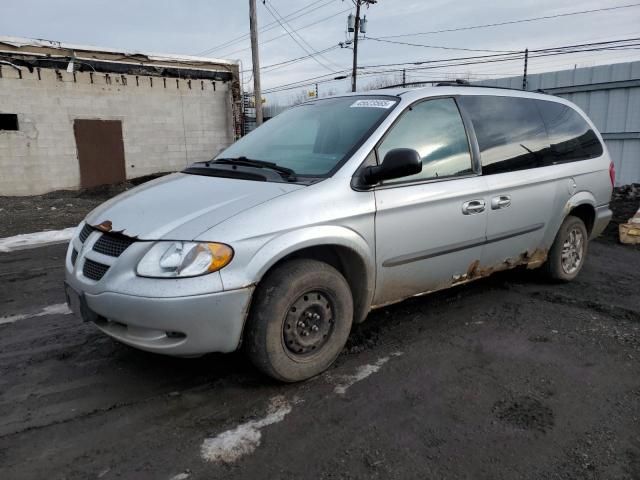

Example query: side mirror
[363,148,422,185]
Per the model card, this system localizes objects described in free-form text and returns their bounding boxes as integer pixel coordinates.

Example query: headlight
[137,242,233,278]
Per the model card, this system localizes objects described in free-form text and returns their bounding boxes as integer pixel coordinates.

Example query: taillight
[609,161,616,187]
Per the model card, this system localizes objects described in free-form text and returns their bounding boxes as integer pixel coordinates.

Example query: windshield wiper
[212,157,296,180]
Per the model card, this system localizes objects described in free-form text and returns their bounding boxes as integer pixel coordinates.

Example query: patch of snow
[0,227,75,252]
[201,396,294,463]
[0,303,72,325]
[97,468,110,478]
[169,473,190,480]
[332,352,403,395]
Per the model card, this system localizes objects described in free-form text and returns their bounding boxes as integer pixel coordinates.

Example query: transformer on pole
[344,0,377,93]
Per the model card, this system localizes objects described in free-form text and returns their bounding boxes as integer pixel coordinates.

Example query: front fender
[219,225,375,293]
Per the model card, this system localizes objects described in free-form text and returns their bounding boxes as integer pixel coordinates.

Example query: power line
[240,15,561,78]
[265,0,343,70]
[262,38,640,93]
[195,0,340,56]
[366,37,519,53]
[261,0,339,73]
[376,3,640,40]
[243,44,342,74]
[355,37,640,70]
[263,70,348,93]
[356,43,640,77]
[261,37,640,94]
[221,8,351,58]
[359,46,640,76]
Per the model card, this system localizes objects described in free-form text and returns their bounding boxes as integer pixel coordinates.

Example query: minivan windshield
[215,96,398,176]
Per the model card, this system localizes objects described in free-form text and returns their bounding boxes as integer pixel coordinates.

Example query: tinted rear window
[459,95,603,174]
[536,100,603,163]
[459,96,549,174]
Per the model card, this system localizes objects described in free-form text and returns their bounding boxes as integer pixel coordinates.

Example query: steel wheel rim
[561,226,585,275]
[282,290,335,358]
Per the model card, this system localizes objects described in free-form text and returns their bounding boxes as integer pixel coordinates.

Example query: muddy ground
[0,195,639,479]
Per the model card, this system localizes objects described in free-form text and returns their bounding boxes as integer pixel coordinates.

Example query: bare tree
[289,89,312,105]
[321,87,338,98]
[360,74,403,91]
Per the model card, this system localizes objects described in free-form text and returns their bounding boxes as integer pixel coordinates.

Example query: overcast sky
[1,0,639,103]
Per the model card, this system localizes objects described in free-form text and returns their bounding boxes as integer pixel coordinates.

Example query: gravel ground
[0,190,638,480]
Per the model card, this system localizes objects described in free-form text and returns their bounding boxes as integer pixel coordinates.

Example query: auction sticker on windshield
[350,99,396,109]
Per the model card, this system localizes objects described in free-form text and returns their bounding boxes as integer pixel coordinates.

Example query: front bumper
[592,204,613,239]
[65,225,254,356]
[81,287,253,356]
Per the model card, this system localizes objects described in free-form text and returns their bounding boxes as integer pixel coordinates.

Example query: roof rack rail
[438,83,552,94]
[380,78,470,89]
[379,78,549,94]
[435,79,471,86]
[441,83,532,92]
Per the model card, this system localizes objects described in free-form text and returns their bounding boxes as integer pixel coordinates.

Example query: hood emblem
[95,220,113,232]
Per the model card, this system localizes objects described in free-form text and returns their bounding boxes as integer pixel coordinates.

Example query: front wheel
[543,215,589,281]
[243,259,354,382]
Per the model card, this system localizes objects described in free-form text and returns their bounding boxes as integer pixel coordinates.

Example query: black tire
[243,259,354,382]
[543,215,589,282]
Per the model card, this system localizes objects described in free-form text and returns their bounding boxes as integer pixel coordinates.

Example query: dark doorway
[0,113,19,130]
[73,119,126,188]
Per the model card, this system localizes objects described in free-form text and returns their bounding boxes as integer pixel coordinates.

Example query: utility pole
[522,48,529,91]
[351,1,361,92]
[249,0,263,125]
[350,0,376,93]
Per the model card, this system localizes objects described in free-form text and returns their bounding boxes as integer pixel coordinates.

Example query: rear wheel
[544,215,588,281]
[244,259,353,382]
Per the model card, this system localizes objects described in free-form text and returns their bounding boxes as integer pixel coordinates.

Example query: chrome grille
[83,258,110,281]
[79,223,93,243]
[93,233,135,257]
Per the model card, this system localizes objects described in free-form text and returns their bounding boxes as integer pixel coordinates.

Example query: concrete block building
[0,36,241,196]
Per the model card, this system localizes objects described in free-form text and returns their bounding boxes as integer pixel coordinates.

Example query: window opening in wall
[0,114,19,131]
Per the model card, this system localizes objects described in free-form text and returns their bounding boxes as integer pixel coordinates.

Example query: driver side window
[377,98,473,184]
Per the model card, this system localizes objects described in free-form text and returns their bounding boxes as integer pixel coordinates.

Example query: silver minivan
[65,84,614,381]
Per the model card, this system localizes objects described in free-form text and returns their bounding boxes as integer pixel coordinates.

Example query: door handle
[491,195,511,210]
[462,199,486,215]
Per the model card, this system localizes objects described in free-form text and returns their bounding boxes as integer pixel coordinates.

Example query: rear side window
[458,96,549,175]
[536,100,603,163]
[377,98,473,183]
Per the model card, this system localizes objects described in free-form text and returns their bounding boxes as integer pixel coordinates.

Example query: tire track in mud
[525,291,640,323]
[0,376,241,440]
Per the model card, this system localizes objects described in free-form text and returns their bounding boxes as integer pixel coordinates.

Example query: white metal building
[0,36,240,196]
[477,61,640,186]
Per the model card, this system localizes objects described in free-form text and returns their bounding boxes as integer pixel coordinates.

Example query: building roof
[0,35,238,81]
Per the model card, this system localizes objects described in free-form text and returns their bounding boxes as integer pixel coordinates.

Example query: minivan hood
[85,173,304,240]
